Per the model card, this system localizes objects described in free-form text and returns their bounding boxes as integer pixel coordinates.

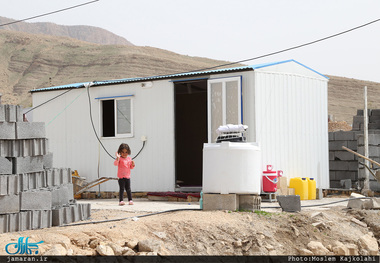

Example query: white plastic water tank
[202,142,262,194]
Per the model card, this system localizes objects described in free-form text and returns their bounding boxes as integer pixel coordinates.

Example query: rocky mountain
[0,27,379,124]
[0,16,133,46]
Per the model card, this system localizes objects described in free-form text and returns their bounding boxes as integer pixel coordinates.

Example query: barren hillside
[0,16,133,45]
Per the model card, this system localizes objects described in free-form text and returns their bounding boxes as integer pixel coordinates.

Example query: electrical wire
[0,0,100,28]
[24,88,73,114]
[261,196,371,209]
[60,208,201,227]
[59,197,372,227]
[86,84,115,160]
[86,83,146,160]
[161,17,380,74]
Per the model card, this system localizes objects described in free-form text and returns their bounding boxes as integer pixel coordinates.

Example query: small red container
[262,165,278,193]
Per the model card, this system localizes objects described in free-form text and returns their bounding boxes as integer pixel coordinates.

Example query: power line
[0,0,100,27]
[173,17,380,73]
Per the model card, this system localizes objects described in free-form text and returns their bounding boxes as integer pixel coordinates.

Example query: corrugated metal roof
[30,59,328,93]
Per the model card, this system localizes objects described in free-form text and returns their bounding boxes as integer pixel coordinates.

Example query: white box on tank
[202,142,262,194]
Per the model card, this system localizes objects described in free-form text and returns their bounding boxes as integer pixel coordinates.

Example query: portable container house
[30,59,329,192]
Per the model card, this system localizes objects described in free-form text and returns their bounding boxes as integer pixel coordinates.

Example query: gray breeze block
[0,122,16,140]
[5,105,23,123]
[12,156,44,174]
[203,193,239,211]
[0,174,19,196]
[0,194,20,214]
[15,122,46,139]
[277,195,301,212]
[52,203,91,226]
[0,157,12,175]
[20,190,52,211]
[51,184,74,208]
[0,139,49,157]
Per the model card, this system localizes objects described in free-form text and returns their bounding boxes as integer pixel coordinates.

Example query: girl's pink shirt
[114,156,134,179]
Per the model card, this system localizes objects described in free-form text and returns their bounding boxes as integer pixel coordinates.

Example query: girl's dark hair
[118,143,131,155]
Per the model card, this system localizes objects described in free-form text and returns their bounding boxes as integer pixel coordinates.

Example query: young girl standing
[114,143,135,205]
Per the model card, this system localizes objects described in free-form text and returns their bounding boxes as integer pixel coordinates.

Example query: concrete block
[340,179,352,189]
[0,105,5,122]
[51,185,70,208]
[43,152,53,169]
[335,171,357,181]
[0,214,9,233]
[330,181,341,188]
[329,171,336,180]
[52,207,64,226]
[0,195,20,214]
[329,141,348,151]
[333,131,356,141]
[358,146,380,158]
[0,175,7,195]
[8,213,19,232]
[347,140,358,150]
[80,203,91,220]
[5,105,18,122]
[276,195,301,212]
[71,205,80,222]
[203,193,239,211]
[329,161,349,171]
[368,123,380,130]
[348,161,358,171]
[353,115,364,124]
[19,211,32,231]
[369,180,380,192]
[357,134,380,146]
[347,193,370,209]
[7,174,19,195]
[0,122,16,140]
[15,122,45,139]
[0,139,48,157]
[12,156,44,174]
[334,151,356,161]
[238,195,261,211]
[328,132,334,141]
[329,151,335,160]
[20,190,52,210]
[369,115,380,122]
[64,206,72,224]
[0,157,12,175]
[40,210,52,228]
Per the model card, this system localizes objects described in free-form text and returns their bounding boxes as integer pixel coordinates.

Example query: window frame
[207,76,242,143]
[99,96,134,138]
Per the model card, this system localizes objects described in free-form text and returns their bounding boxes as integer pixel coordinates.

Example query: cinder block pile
[0,104,91,233]
[329,109,380,191]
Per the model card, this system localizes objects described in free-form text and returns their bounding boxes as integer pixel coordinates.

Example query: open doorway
[174,79,208,191]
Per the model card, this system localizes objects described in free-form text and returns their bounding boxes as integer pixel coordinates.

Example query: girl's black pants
[118,178,132,202]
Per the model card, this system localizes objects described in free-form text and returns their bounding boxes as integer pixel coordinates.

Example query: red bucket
[262,165,278,193]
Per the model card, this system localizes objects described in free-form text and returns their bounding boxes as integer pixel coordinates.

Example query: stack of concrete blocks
[329,109,380,191]
[328,130,360,189]
[0,104,91,233]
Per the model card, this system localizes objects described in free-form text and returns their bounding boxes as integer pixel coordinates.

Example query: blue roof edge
[251,59,329,79]
[30,59,328,92]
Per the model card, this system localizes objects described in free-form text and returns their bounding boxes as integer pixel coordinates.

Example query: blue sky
[1,0,380,82]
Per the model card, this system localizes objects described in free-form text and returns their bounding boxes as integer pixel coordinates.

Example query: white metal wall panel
[32,80,175,192]
[254,71,329,189]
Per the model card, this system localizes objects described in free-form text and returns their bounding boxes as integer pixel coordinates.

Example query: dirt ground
[0,197,379,257]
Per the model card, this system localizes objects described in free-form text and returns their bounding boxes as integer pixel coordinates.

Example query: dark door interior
[174,79,208,188]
